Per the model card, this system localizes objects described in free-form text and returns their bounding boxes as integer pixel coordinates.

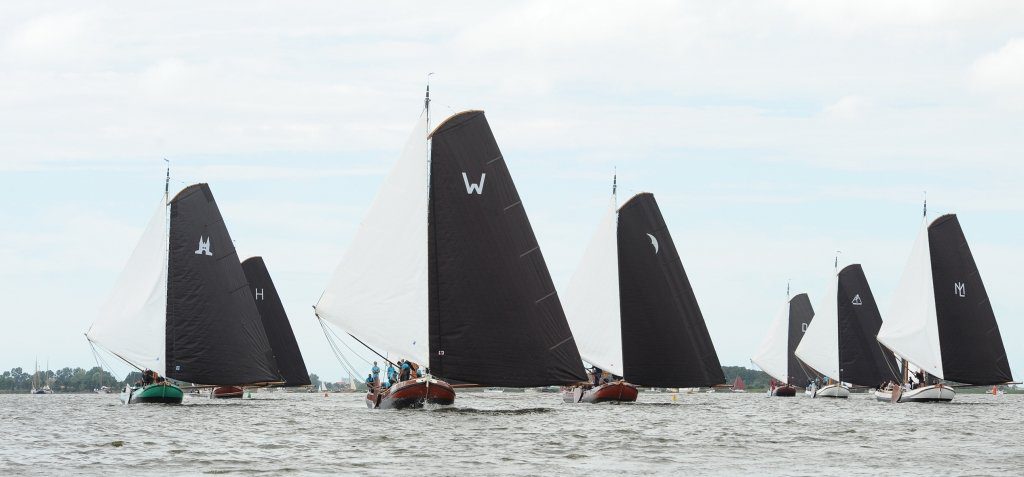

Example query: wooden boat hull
[122,383,184,404]
[562,381,639,404]
[211,386,244,399]
[771,385,797,397]
[366,376,455,410]
[874,384,955,403]
[813,383,850,398]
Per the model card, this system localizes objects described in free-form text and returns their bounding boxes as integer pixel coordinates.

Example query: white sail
[87,198,168,375]
[751,299,791,384]
[877,221,944,378]
[795,273,840,381]
[562,196,623,376]
[315,113,430,366]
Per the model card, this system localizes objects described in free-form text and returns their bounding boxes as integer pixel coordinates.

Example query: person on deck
[387,363,397,384]
[400,360,412,381]
[365,374,375,391]
[371,361,380,384]
[592,367,602,387]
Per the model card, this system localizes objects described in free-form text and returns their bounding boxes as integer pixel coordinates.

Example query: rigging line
[877,341,902,382]
[318,317,375,367]
[316,318,366,378]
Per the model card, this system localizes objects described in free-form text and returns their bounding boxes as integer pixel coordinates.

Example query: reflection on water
[1,391,1021,475]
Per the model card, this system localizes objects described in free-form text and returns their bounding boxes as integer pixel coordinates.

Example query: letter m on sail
[462,172,486,194]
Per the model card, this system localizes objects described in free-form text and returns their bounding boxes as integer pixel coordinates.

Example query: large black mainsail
[787,293,817,386]
[615,193,724,387]
[242,256,311,387]
[427,111,586,387]
[166,184,281,385]
[835,265,901,387]
[929,215,1012,385]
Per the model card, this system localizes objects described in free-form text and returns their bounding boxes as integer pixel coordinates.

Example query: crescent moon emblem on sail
[646,233,659,254]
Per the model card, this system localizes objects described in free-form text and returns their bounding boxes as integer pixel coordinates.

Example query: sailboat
[751,291,819,397]
[30,360,52,394]
[795,263,901,398]
[315,92,587,410]
[561,190,725,404]
[210,257,312,399]
[731,376,746,393]
[86,179,284,404]
[875,212,1013,403]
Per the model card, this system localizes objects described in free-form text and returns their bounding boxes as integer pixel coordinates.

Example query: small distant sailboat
[876,210,1013,403]
[315,88,586,409]
[561,188,724,404]
[752,289,820,397]
[731,376,746,393]
[86,177,284,404]
[210,257,312,400]
[30,360,52,395]
[795,263,901,398]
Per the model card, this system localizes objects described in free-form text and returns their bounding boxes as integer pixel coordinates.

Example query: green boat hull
[123,383,184,404]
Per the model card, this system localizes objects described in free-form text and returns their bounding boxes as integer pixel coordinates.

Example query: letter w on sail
[462,172,486,194]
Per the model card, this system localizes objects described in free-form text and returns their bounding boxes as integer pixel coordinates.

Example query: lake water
[1,390,1020,475]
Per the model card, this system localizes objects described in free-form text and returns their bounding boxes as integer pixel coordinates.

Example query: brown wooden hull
[366,377,456,410]
[563,381,639,404]
[212,386,244,399]
[772,385,797,397]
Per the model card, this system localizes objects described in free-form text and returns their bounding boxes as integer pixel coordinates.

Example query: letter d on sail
[462,172,486,194]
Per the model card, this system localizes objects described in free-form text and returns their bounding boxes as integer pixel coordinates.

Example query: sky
[1,1,1022,383]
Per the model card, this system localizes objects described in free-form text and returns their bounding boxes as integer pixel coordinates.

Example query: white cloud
[970,37,1024,106]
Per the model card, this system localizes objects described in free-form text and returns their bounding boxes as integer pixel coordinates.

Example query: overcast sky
[2,1,1022,383]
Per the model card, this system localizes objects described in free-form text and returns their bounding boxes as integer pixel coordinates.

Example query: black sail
[427,111,586,387]
[616,193,725,387]
[929,214,1012,385]
[242,256,311,387]
[787,293,818,386]
[835,265,901,387]
[166,184,281,385]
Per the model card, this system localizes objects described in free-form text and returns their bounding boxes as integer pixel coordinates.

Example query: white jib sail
[751,299,791,384]
[562,196,623,376]
[87,197,168,375]
[315,112,430,366]
[795,273,840,381]
[877,220,944,378]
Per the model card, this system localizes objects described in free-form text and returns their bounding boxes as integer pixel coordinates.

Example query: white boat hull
[813,383,850,399]
[874,384,955,403]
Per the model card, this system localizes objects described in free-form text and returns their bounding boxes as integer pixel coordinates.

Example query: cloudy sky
[2,1,1022,382]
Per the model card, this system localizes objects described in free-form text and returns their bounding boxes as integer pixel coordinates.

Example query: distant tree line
[722,366,771,389]
[0,366,122,393]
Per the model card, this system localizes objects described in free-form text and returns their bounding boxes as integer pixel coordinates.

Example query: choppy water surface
[1,390,1021,475]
